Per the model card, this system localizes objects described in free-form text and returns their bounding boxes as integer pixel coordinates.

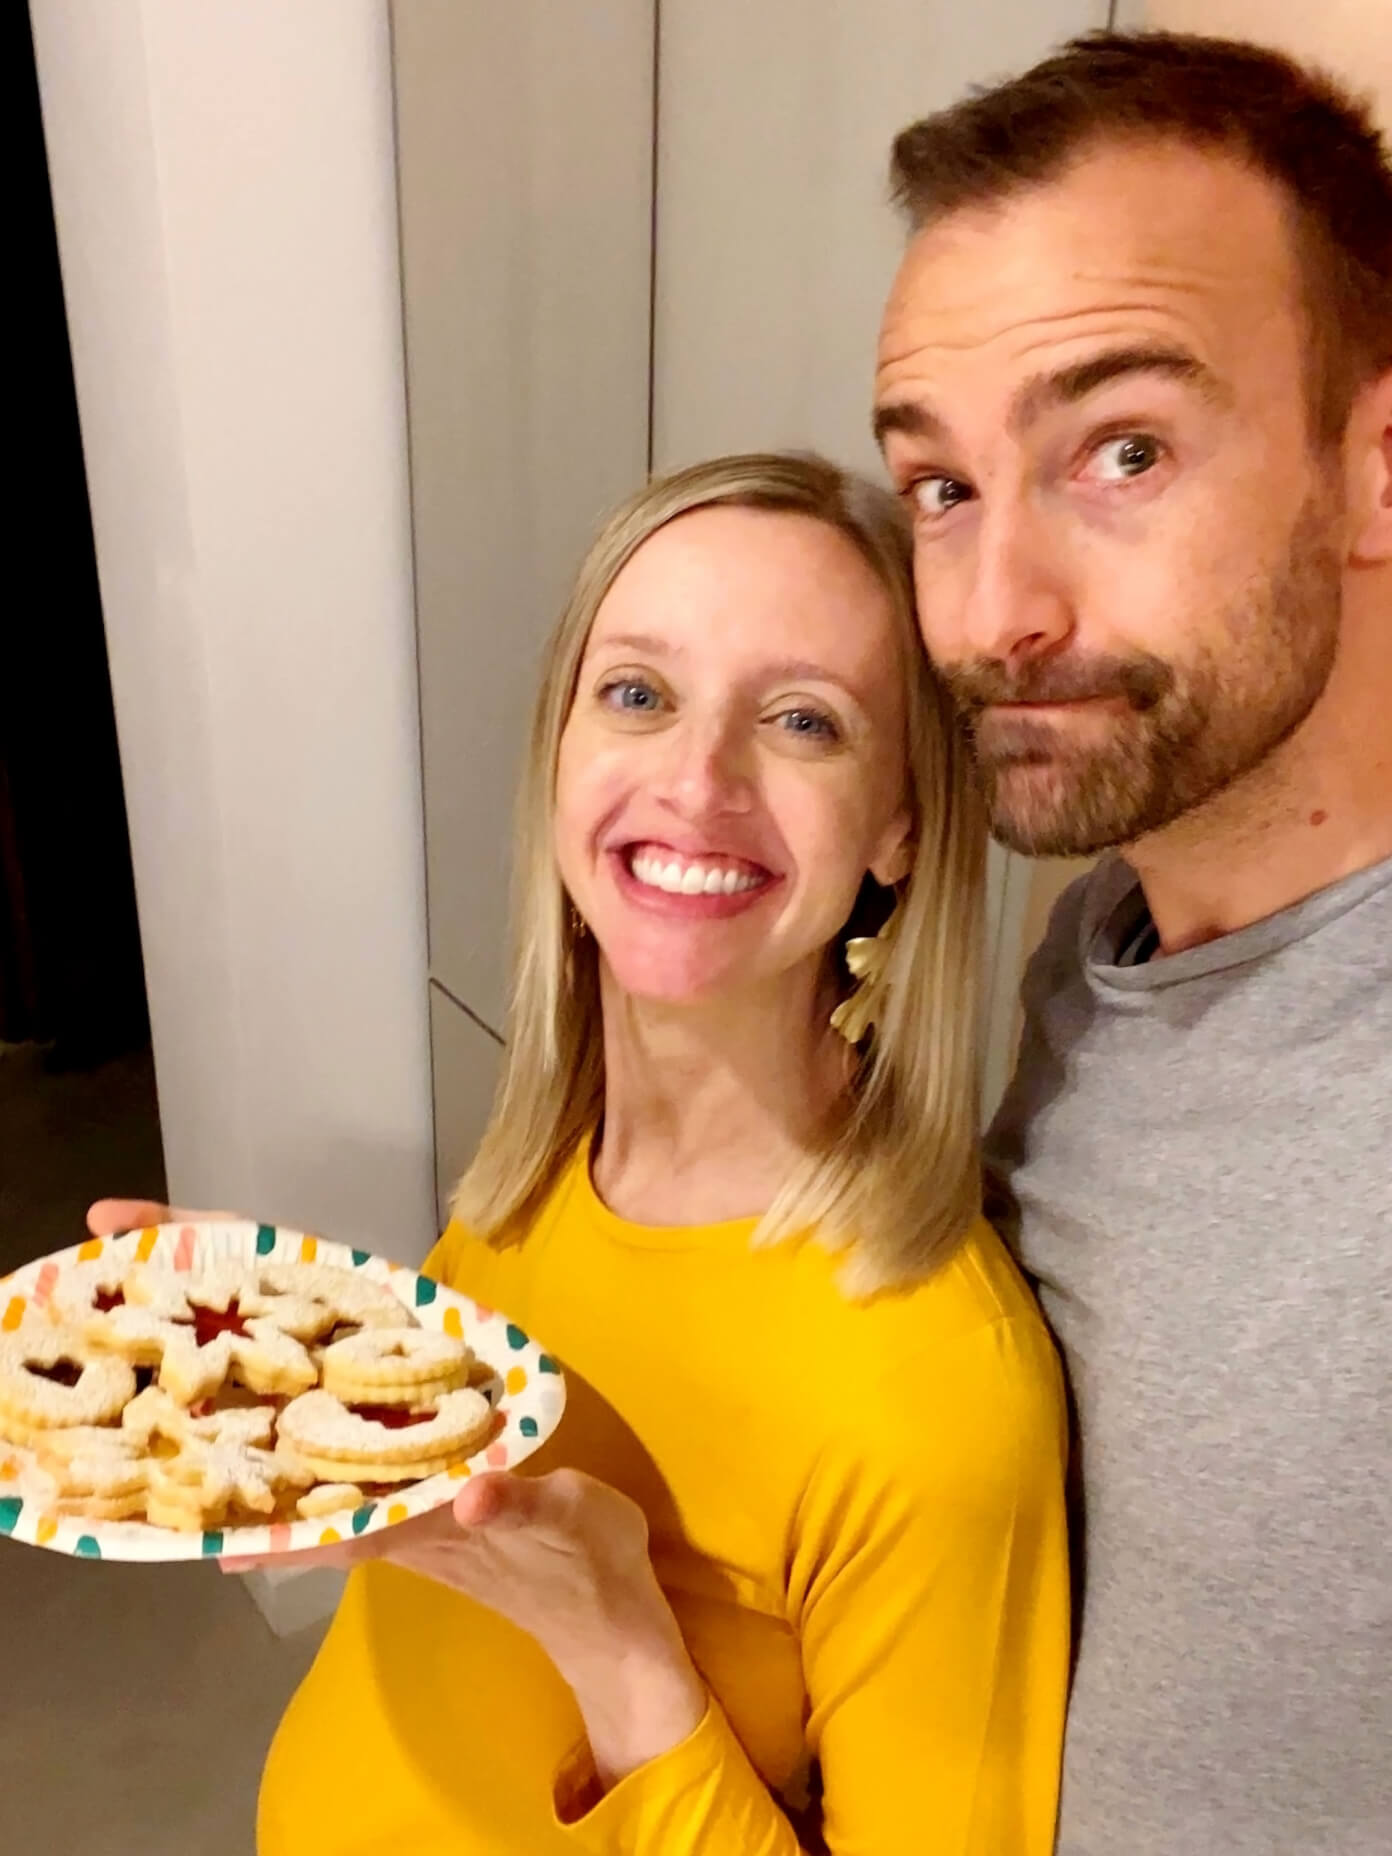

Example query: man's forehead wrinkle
[878,302,1202,370]
[883,217,1282,343]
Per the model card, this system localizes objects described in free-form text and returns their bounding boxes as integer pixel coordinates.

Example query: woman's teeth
[628,849,763,896]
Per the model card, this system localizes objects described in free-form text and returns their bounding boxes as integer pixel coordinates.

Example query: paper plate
[0,1222,566,1562]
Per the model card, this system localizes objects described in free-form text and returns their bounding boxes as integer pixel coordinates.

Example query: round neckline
[569,1129,764,1252]
[1085,851,1392,994]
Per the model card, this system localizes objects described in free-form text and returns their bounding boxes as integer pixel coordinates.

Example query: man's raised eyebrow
[872,399,950,451]
[1011,344,1226,432]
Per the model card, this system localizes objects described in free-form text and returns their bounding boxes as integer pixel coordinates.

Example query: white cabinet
[393,1,656,1041]
[428,980,504,1226]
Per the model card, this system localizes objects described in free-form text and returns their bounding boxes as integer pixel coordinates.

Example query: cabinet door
[652,0,1107,474]
[395,1,655,1036]
[429,982,503,1226]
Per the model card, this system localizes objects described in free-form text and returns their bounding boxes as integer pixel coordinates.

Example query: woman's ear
[869,809,914,888]
[1347,366,1392,566]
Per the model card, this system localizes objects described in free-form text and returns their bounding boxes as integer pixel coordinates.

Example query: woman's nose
[654,720,753,821]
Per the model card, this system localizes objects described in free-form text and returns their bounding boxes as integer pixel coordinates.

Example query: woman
[95,454,1068,1852]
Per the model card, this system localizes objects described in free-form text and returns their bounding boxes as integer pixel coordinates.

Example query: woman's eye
[599,678,665,716]
[771,707,840,744]
[910,474,975,519]
[1090,434,1162,483]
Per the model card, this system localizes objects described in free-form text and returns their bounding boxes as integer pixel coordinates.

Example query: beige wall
[1115,0,1391,123]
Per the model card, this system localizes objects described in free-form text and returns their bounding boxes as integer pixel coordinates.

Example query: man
[875,30,1390,1855]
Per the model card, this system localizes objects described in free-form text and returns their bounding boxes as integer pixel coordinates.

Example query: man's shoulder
[1037,853,1134,948]
[1021,854,1131,1003]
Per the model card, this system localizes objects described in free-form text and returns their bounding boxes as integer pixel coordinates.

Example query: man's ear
[1347,366,1392,566]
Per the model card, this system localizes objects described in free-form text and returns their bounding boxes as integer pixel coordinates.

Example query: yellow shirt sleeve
[556,1315,1070,1855]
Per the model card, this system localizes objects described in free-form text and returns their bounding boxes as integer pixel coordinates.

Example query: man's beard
[937,493,1345,858]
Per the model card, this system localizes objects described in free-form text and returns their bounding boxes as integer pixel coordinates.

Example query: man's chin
[987,814,1128,859]
[979,756,1146,859]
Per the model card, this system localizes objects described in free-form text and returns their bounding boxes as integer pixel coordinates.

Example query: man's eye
[1091,434,1162,483]
[599,678,665,715]
[910,475,975,519]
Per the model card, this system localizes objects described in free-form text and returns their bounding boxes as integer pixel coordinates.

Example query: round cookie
[277,1386,493,1482]
[0,1325,137,1445]
[319,1327,474,1406]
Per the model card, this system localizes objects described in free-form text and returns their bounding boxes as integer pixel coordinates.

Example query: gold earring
[569,902,589,941]
[830,897,901,1044]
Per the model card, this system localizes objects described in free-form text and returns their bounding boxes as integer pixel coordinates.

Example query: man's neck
[1127,621,1392,953]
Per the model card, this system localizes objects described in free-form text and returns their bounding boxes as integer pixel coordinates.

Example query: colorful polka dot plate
[0,1222,566,1562]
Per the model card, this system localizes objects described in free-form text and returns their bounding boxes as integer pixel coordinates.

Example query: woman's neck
[593,961,849,1227]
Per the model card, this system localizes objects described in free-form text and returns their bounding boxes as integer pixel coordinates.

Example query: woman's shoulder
[815,1224,1065,1493]
[422,1149,585,1298]
[758,1215,1063,1461]
[801,1213,1054,1370]
[421,1216,523,1309]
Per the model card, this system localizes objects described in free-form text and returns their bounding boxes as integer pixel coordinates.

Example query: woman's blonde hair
[452,452,986,1295]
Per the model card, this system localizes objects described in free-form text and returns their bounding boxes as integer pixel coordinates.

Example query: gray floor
[0,1042,326,1855]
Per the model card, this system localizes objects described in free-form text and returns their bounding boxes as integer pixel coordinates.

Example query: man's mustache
[939,653,1174,718]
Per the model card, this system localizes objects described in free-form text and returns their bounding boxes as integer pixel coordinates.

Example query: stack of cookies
[0,1256,496,1532]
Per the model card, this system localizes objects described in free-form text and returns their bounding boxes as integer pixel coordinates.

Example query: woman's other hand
[226,1469,707,1786]
[86,1200,237,1236]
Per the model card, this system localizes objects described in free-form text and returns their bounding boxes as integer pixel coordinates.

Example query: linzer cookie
[0,1221,565,1562]
[144,1437,314,1532]
[319,1326,476,1406]
[241,1264,415,1342]
[121,1384,279,1453]
[33,1425,149,1519]
[277,1386,495,1484]
[0,1326,137,1446]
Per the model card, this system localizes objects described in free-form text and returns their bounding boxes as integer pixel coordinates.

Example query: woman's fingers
[452,1470,528,1530]
[87,1199,172,1237]
[86,1199,236,1237]
[451,1467,601,1533]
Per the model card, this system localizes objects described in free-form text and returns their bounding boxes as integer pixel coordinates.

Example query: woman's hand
[87,1199,236,1236]
[228,1469,708,1788]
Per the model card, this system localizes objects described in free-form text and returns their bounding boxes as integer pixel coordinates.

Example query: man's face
[874,140,1345,857]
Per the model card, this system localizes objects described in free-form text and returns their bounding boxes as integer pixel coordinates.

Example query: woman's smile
[608,841,781,919]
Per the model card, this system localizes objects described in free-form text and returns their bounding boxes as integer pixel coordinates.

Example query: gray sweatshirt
[987,852,1391,1856]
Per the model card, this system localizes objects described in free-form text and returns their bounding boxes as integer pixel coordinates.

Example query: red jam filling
[31,1359,84,1388]
[186,1299,252,1346]
[349,1403,434,1430]
[93,1287,126,1312]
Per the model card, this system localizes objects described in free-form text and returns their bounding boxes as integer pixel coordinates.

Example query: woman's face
[554,506,913,1009]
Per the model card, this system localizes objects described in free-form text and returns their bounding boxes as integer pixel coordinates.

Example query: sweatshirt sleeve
[555,1315,1070,1856]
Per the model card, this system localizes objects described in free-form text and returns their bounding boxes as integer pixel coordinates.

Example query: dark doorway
[2,9,165,1256]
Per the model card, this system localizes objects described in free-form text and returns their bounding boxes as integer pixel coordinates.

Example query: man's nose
[656,718,753,821]
[954,496,1075,666]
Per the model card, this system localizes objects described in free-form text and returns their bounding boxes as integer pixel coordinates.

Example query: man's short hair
[890,31,1392,442]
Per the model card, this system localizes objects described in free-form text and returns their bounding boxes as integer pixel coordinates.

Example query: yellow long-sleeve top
[259,1137,1069,1855]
